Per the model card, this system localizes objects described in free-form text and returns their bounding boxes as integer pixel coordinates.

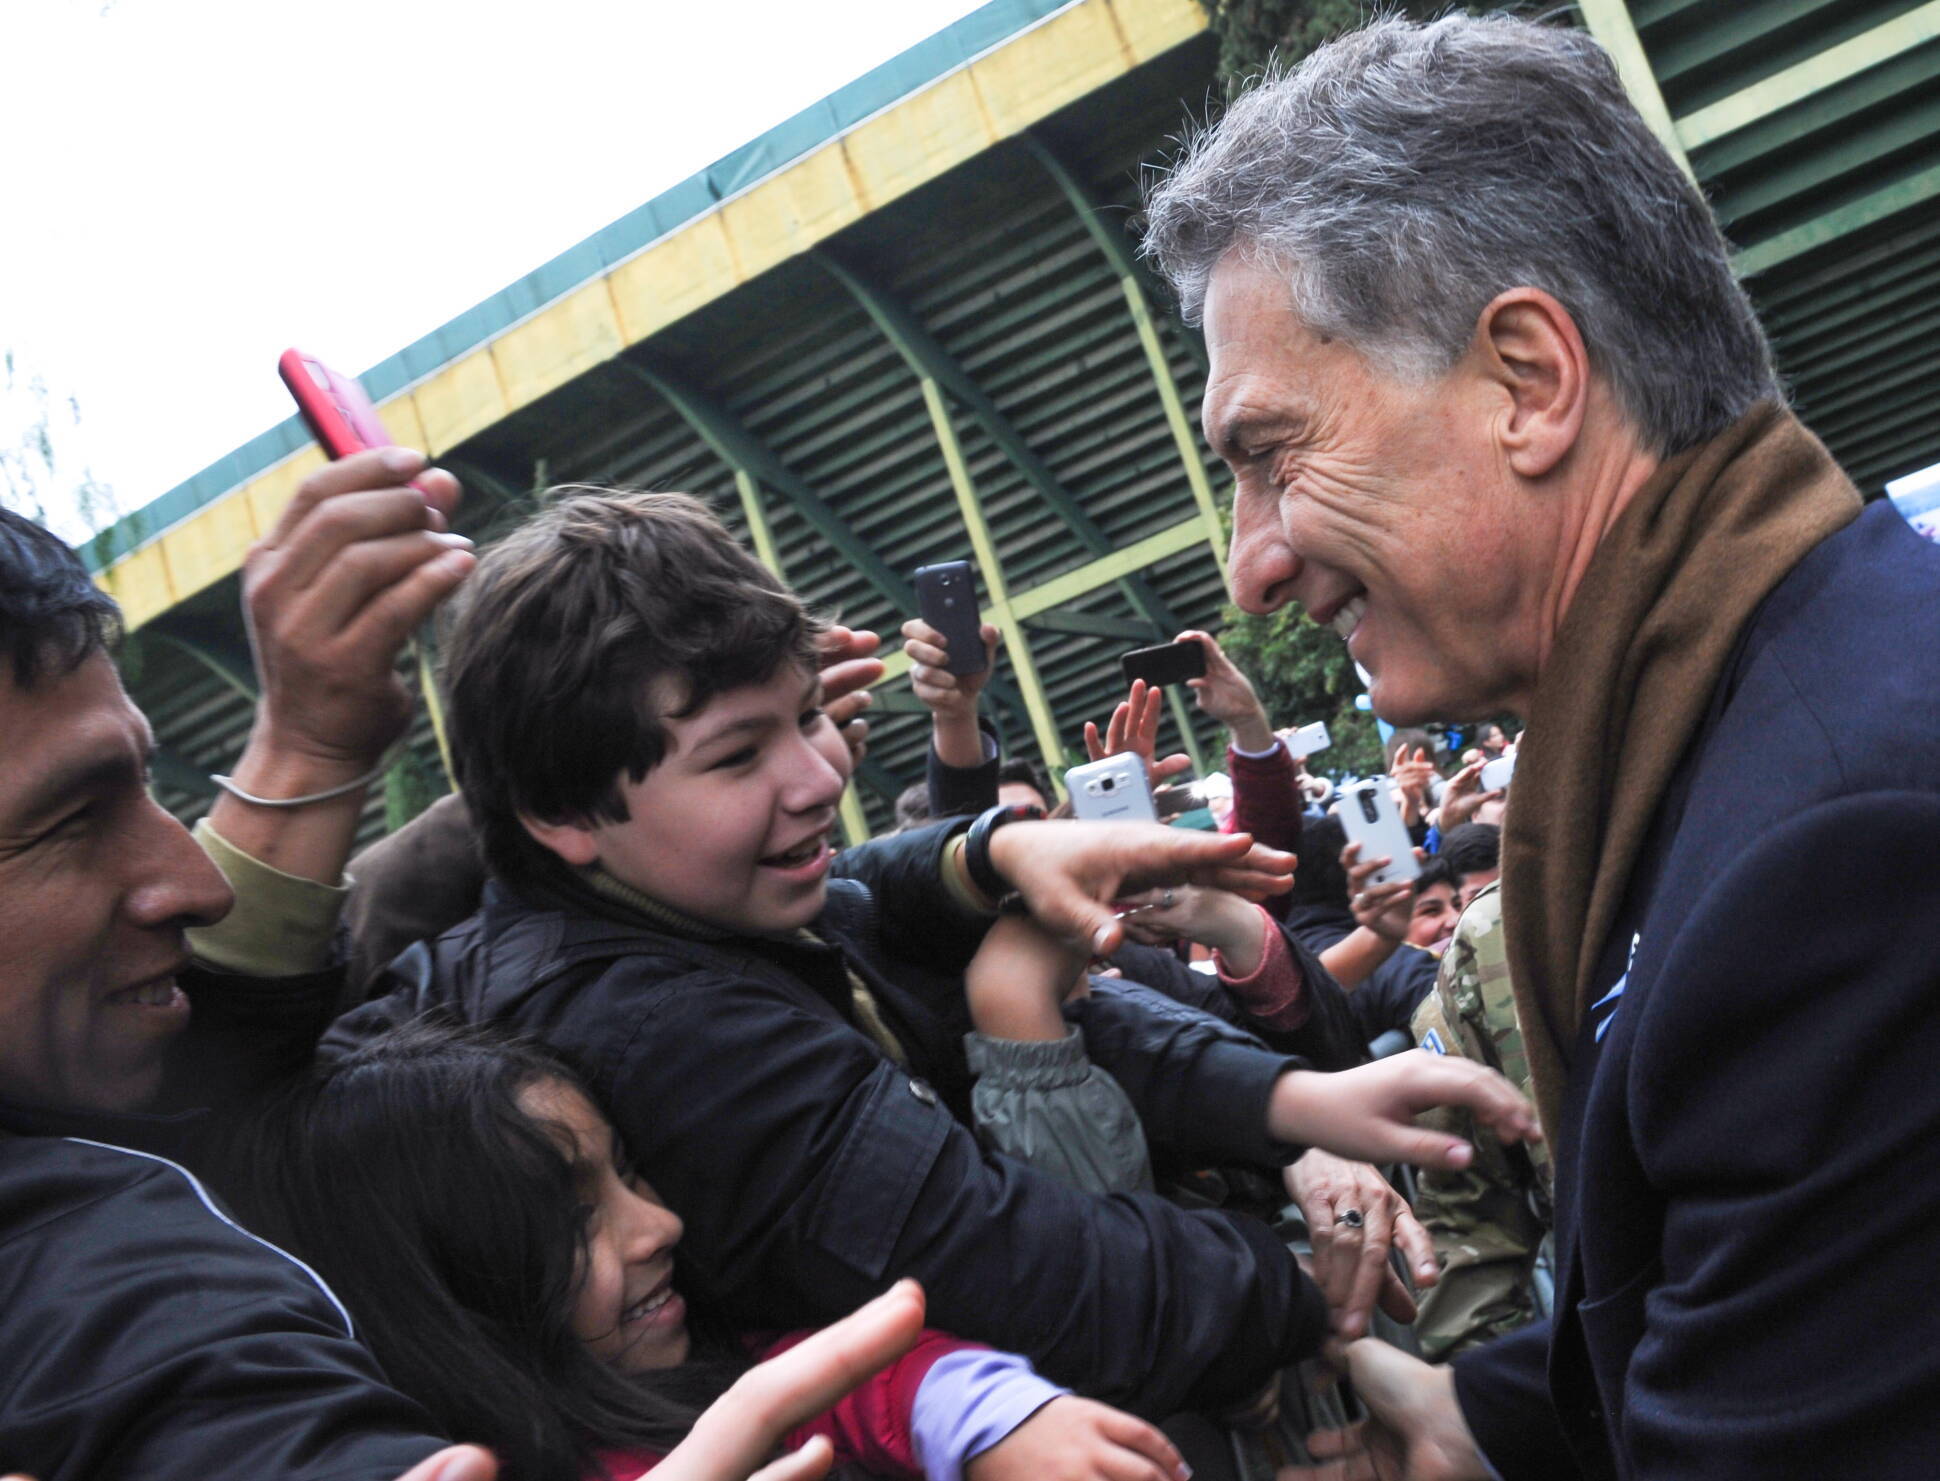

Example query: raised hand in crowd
[1342,841,1416,943]
[1313,839,1416,990]
[1389,746,1439,830]
[818,625,885,768]
[1114,882,1272,975]
[985,819,1295,954]
[1083,678,1193,786]
[965,1395,1190,1481]
[1176,628,1275,752]
[1267,1051,1540,1173]
[211,446,474,883]
[901,615,1000,769]
[1283,1150,1438,1341]
[1433,758,1501,833]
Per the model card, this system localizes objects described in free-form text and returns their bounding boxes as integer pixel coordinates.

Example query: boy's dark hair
[995,756,1053,807]
[0,509,121,688]
[442,490,825,891]
[216,1020,737,1481]
[1415,856,1455,895]
[893,781,933,831]
[1440,822,1502,881]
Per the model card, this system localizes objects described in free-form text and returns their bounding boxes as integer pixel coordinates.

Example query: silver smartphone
[1065,754,1157,824]
[1480,754,1517,792]
[1286,721,1332,757]
[1338,778,1421,887]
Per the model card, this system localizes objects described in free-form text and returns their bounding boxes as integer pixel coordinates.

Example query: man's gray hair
[1142,13,1778,455]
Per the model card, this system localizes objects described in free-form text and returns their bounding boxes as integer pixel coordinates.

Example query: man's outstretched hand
[986,820,1295,954]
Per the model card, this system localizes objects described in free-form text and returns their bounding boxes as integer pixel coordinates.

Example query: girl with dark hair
[217,1021,1188,1481]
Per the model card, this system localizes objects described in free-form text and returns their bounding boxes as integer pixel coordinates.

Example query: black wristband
[963,801,1044,905]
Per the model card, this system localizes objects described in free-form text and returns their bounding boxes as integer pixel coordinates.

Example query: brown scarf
[1501,401,1861,1142]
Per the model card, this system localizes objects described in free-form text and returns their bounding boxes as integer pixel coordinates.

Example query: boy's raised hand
[1267,1055,1541,1172]
[985,820,1295,955]
[818,627,884,768]
[1082,679,1192,786]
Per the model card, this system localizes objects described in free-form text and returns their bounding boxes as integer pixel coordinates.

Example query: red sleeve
[1214,906,1310,1032]
[1225,742,1304,856]
[762,1327,984,1479]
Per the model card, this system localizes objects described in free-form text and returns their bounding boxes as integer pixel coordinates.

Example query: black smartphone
[913,561,988,677]
[1120,639,1206,688]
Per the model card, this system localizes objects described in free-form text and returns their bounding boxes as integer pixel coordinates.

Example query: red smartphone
[278,348,396,458]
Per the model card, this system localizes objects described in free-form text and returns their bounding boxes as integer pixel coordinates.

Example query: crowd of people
[2,11,1937,1481]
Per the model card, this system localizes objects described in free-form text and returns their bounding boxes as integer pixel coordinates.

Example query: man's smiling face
[0,652,233,1112]
[1206,252,1544,725]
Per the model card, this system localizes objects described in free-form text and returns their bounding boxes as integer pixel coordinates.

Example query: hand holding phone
[1480,755,1517,792]
[1120,640,1207,688]
[1285,721,1332,758]
[1065,754,1158,824]
[1337,778,1421,888]
[913,561,988,677]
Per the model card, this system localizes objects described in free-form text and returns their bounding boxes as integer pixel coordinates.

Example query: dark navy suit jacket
[1453,501,1940,1478]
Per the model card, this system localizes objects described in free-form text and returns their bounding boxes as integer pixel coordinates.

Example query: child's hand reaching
[966,1396,1191,1481]
[1267,1055,1542,1171]
[965,915,1090,1042]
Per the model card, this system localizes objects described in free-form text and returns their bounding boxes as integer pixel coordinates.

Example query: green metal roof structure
[95,0,1940,846]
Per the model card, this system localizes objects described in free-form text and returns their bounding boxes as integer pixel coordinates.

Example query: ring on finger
[1161,887,1176,909]
[1337,1208,1365,1230]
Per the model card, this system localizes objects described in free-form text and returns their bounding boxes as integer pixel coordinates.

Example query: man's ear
[520,812,600,868]
[1473,288,1590,480]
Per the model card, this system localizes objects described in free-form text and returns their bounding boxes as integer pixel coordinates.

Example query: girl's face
[519,1078,691,1373]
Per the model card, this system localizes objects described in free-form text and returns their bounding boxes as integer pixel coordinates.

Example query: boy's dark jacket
[328,818,1330,1416]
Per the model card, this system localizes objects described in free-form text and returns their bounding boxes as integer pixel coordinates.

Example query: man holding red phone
[0,448,912,1481]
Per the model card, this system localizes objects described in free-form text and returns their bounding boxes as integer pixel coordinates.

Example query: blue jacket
[1455,501,1940,1478]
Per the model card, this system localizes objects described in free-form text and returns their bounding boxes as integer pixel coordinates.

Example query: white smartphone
[1338,778,1421,887]
[1480,754,1517,792]
[1286,721,1332,757]
[1065,754,1157,824]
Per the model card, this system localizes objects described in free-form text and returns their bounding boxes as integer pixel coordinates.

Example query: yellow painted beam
[919,378,1069,773]
[1121,282,1228,584]
[96,0,1210,631]
[1575,0,1695,184]
[1676,1,1940,151]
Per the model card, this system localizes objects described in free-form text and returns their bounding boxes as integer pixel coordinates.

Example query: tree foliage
[1218,599,1386,776]
[1196,0,1440,84]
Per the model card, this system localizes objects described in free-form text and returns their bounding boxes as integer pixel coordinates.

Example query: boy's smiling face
[524,662,851,935]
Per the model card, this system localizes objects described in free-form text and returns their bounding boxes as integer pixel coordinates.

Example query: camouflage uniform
[1408,884,1553,1361]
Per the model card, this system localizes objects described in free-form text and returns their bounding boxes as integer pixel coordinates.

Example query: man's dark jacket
[1454,502,1940,1477]
[329,819,1328,1416]
[0,971,445,1480]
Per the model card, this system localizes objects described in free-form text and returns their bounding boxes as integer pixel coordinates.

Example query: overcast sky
[1,0,990,539]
